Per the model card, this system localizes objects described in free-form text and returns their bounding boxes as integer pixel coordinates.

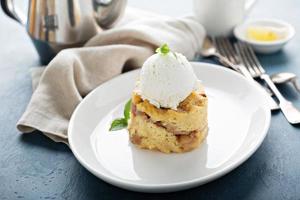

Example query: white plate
[69,62,271,193]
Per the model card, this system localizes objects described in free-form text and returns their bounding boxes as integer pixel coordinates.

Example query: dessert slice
[127,44,208,153]
[128,89,208,153]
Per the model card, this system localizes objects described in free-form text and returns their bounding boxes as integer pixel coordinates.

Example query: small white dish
[68,62,271,193]
[234,19,295,54]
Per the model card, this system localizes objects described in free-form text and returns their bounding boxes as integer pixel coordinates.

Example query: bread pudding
[128,88,208,153]
[110,44,208,153]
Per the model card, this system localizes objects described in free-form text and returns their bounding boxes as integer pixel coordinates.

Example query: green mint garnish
[155,43,170,55]
[109,99,132,131]
[109,118,128,131]
[124,99,131,120]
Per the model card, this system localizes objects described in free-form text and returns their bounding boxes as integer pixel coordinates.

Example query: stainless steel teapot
[1,0,127,64]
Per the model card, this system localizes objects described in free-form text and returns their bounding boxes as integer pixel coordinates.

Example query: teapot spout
[0,0,27,25]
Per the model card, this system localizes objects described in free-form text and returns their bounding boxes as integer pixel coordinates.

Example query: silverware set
[201,37,300,124]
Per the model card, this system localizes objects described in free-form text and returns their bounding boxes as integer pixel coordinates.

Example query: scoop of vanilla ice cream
[138,51,200,110]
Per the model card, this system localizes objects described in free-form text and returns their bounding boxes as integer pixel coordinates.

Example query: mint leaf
[109,118,128,131]
[109,99,132,131]
[155,43,170,55]
[124,99,132,120]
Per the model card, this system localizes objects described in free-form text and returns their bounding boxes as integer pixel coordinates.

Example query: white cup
[193,0,256,36]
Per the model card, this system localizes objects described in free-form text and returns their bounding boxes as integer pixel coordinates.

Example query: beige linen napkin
[17,8,205,144]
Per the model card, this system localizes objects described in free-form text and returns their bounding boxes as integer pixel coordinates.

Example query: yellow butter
[246,26,286,42]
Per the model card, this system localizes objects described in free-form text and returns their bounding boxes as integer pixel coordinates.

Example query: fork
[235,41,300,124]
[214,37,279,111]
[213,37,254,79]
[200,36,241,73]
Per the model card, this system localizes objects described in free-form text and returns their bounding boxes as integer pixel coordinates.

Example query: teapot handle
[245,0,257,14]
[1,0,26,25]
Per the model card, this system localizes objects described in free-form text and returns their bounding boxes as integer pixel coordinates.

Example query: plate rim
[68,62,271,192]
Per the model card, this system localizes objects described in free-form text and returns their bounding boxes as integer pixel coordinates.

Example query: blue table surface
[1,0,300,199]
